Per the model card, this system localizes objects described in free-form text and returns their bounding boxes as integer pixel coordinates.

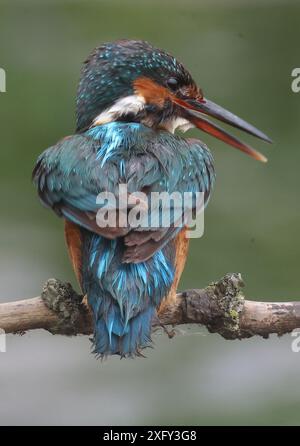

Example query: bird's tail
[81,232,174,357]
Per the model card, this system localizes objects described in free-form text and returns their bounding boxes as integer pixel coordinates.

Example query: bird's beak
[173,96,271,162]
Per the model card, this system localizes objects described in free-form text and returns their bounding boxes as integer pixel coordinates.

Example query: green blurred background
[0,0,300,425]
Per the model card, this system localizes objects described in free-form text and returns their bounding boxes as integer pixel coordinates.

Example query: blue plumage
[82,232,174,356]
[33,122,215,356]
[32,39,269,357]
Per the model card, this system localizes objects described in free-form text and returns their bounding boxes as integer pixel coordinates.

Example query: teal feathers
[33,122,215,356]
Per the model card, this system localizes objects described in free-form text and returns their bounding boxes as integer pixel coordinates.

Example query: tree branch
[0,273,299,339]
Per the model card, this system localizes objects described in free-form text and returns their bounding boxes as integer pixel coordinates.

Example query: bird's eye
[166,78,178,91]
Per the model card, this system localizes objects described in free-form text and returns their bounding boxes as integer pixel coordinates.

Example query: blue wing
[33,123,215,262]
[33,133,130,238]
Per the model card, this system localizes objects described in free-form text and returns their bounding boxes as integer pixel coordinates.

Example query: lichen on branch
[0,273,299,340]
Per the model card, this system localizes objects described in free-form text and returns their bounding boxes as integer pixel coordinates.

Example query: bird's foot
[152,313,176,339]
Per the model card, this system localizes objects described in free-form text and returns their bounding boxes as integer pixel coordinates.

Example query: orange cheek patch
[181,84,203,101]
[134,77,172,107]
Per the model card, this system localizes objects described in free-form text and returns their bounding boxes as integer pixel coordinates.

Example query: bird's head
[77,39,271,161]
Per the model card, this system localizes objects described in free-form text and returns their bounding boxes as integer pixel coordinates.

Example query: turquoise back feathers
[33,122,215,356]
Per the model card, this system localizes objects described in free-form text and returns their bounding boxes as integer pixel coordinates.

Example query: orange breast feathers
[158,227,190,314]
[64,220,83,286]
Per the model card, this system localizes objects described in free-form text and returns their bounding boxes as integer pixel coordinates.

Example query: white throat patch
[91,94,194,134]
[92,95,146,126]
[160,117,194,134]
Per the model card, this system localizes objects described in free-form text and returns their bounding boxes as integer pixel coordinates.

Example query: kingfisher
[33,40,270,357]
